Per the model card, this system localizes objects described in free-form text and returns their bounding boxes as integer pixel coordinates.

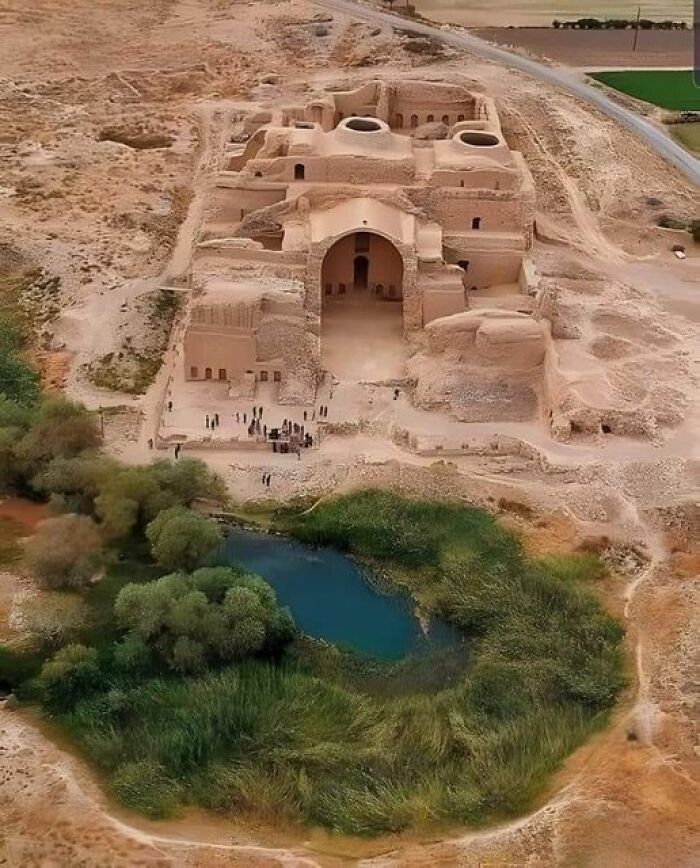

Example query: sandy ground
[474,27,693,68]
[0,0,699,865]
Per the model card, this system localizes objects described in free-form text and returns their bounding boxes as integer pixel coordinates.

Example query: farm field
[590,69,700,110]
[670,122,700,152]
[474,27,692,67]
[412,0,692,27]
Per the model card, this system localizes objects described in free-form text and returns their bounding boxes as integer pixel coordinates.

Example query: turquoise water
[220,528,461,660]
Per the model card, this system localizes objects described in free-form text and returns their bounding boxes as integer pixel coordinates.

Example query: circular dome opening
[345,118,382,133]
[459,131,499,147]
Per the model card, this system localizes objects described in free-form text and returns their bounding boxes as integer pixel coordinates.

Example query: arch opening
[320,231,405,381]
[353,255,369,289]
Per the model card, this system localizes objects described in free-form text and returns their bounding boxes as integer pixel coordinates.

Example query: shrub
[24,513,106,589]
[20,592,90,648]
[17,398,101,468]
[0,319,40,406]
[113,566,295,672]
[38,643,100,710]
[145,506,222,570]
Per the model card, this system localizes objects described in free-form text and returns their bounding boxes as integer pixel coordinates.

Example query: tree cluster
[553,17,687,30]
[0,390,227,587]
[113,567,295,674]
[0,396,100,492]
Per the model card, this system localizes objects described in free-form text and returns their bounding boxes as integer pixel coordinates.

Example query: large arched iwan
[320,231,406,381]
[321,232,403,301]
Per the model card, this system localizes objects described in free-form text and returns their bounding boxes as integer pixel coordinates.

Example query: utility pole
[632,5,641,52]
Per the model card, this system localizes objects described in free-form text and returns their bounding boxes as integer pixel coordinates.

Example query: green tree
[145,506,222,571]
[114,566,295,673]
[17,398,101,468]
[38,643,101,710]
[24,513,106,589]
[150,458,228,507]
[93,460,226,541]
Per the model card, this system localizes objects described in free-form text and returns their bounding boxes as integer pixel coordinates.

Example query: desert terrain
[0,0,699,866]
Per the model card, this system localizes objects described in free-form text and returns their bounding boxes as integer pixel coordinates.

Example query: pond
[219,528,461,660]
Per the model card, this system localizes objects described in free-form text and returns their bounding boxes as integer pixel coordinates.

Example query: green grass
[670,122,700,153]
[5,491,626,836]
[589,70,700,111]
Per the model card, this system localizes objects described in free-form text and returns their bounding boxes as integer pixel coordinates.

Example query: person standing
[214,412,220,426]
[205,414,210,428]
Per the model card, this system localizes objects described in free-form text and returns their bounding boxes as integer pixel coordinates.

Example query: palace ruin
[163,78,683,451]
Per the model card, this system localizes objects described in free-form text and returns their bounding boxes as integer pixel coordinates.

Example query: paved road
[315,0,700,186]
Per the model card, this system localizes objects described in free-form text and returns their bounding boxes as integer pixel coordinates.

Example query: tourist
[205,414,210,428]
[214,412,220,426]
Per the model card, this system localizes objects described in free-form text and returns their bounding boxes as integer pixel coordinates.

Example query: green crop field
[590,70,700,111]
